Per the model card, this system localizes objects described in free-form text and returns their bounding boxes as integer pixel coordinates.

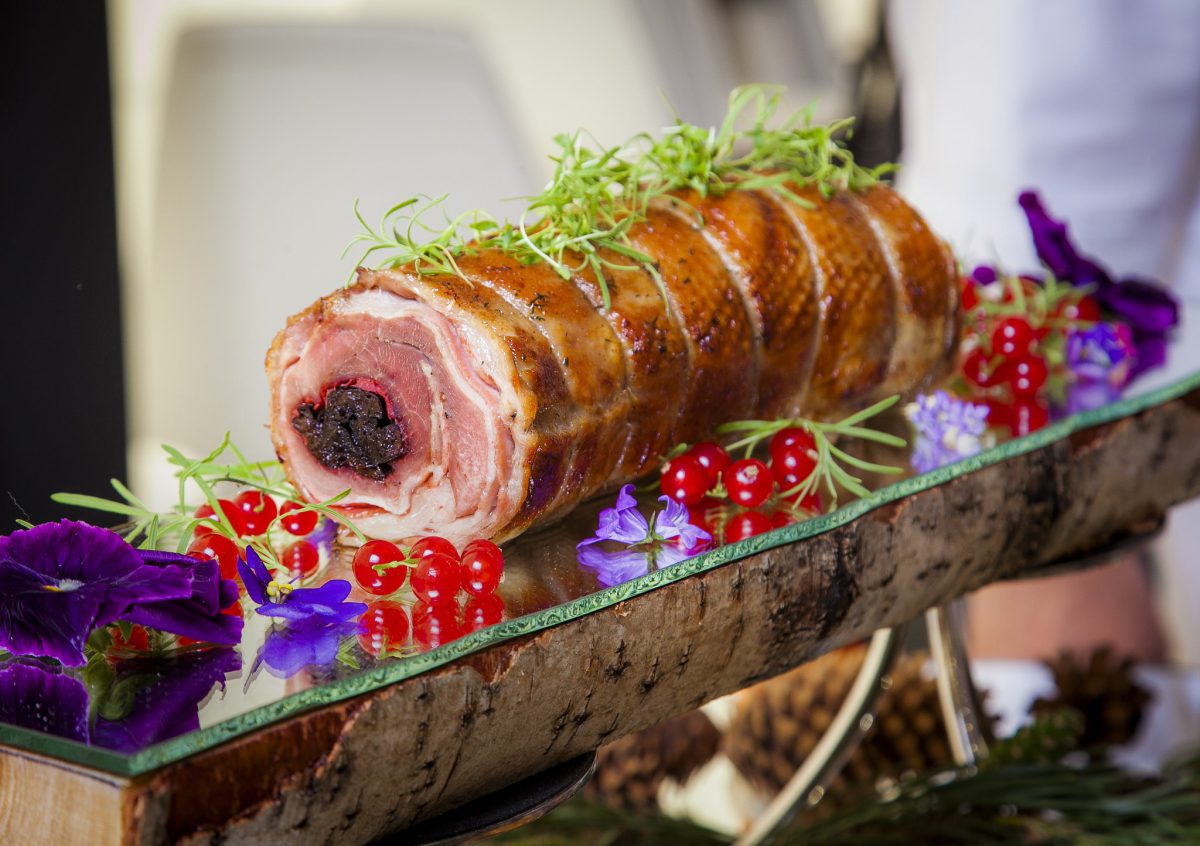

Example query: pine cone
[726,646,986,800]
[1030,647,1151,749]
[585,709,721,813]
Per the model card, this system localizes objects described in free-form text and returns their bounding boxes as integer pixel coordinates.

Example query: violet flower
[576,486,710,587]
[577,485,711,552]
[577,544,689,589]
[1066,323,1135,386]
[0,661,89,743]
[307,517,337,557]
[128,549,243,645]
[1019,191,1179,377]
[906,392,991,473]
[1060,323,1136,415]
[0,521,195,666]
[255,616,361,679]
[237,547,365,624]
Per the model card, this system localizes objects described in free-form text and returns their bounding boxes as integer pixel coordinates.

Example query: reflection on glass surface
[0,307,1196,775]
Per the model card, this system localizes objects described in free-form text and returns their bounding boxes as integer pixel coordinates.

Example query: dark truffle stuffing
[292,387,409,481]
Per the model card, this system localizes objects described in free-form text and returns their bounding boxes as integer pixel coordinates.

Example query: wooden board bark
[4,388,1200,845]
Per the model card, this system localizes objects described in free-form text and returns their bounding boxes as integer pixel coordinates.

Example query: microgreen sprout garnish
[52,433,363,571]
[347,85,889,311]
[714,395,906,508]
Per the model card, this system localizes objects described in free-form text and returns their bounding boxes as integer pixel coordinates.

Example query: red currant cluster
[184,490,322,587]
[959,276,1100,437]
[351,536,503,602]
[660,434,823,544]
[357,592,505,657]
[351,536,506,656]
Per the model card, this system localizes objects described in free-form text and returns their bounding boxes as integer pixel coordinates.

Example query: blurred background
[4,0,1200,830]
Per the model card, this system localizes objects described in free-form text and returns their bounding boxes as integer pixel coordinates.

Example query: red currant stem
[372,556,419,576]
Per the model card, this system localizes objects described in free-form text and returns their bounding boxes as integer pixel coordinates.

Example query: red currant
[769,428,816,464]
[410,551,462,605]
[358,600,409,657]
[278,501,319,536]
[461,540,504,597]
[1054,295,1102,324]
[108,624,150,651]
[962,348,1002,388]
[1009,399,1050,437]
[186,533,241,580]
[781,489,823,515]
[352,540,408,595]
[991,316,1035,359]
[770,443,817,491]
[960,277,979,312]
[1005,356,1049,398]
[412,602,464,649]
[723,458,773,508]
[687,496,723,537]
[766,510,792,529]
[192,503,217,538]
[686,442,730,487]
[980,397,1011,429]
[660,455,710,505]
[724,510,773,543]
[233,490,277,536]
[409,535,460,562]
[464,594,506,631]
[282,540,319,580]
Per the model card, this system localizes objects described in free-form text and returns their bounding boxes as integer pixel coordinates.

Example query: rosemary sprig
[715,395,906,508]
[347,85,889,310]
[52,434,362,571]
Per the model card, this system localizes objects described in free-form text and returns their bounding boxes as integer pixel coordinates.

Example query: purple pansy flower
[255,616,362,679]
[577,485,711,552]
[128,549,243,645]
[91,647,240,753]
[1019,191,1179,378]
[0,521,195,666]
[907,391,991,473]
[237,547,365,623]
[0,661,89,743]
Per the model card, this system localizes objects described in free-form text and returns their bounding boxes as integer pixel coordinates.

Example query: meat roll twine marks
[344,84,893,313]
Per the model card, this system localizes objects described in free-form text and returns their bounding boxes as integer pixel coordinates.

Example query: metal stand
[739,601,991,845]
[926,601,989,765]
[735,627,902,846]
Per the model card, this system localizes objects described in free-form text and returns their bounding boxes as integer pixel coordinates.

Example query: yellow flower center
[266,580,294,601]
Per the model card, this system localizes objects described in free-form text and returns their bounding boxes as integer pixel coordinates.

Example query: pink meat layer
[269,288,523,545]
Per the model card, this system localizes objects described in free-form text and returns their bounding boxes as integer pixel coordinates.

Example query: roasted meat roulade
[267,183,958,544]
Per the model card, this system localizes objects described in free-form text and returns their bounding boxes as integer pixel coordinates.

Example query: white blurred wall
[107,0,858,507]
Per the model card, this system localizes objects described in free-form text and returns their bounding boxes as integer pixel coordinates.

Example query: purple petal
[236,548,270,606]
[253,578,365,624]
[577,546,652,588]
[257,617,360,678]
[0,561,108,665]
[970,265,997,285]
[580,487,650,547]
[0,662,89,743]
[1097,278,1180,335]
[91,648,240,753]
[1018,191,1112,289]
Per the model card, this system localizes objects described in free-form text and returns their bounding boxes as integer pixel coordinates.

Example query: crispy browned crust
[267,185,959,539]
